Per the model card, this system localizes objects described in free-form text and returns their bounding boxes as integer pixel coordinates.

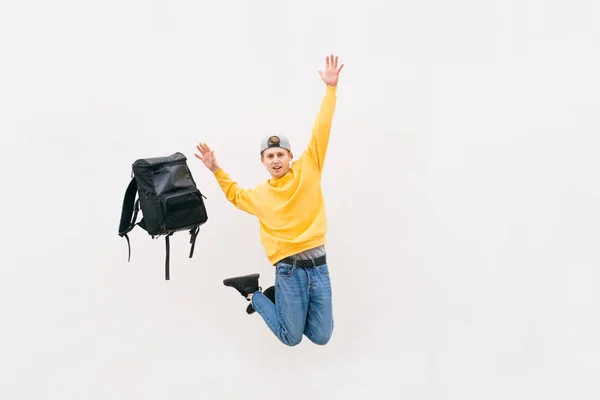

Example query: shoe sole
[223,273,260,286]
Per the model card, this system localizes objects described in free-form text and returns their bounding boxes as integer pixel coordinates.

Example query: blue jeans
[251,260,334,346]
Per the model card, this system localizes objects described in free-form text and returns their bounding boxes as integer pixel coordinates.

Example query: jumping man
[194,54,344,346]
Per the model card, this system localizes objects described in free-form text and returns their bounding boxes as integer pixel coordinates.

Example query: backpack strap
[163,228,197,281]
[118,177,140,262]
[189,226,200,258]
[165,233,173,280]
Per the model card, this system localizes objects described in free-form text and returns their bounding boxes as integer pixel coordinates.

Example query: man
[194,54,343,347]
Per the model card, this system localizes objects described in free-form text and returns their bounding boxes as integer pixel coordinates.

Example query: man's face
[261,147,293,178]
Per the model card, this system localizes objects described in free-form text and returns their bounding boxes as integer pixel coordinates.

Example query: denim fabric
[251,261,334,346]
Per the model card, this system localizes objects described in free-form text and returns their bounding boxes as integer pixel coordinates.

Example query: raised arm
[194,142,256,215]
[304,55,344,172]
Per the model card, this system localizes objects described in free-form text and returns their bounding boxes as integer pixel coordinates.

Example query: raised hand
[318,54,344,87]
[194,142,220,172]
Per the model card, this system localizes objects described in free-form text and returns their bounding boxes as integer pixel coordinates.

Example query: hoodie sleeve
[213,168,256,215]
[303,85,337,172]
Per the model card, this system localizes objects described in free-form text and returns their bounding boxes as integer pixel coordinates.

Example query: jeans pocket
[317,264,329,275]
[276,264,294,278]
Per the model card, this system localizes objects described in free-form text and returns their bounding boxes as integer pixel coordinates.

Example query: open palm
[318,54,344,87]
[194,142,219,172]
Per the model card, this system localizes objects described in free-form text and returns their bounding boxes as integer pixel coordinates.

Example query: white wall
[2,0,599,399]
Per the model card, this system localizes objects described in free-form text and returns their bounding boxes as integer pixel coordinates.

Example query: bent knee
[307,332,332,346]
[310,336,331,346]
[281,333,303,347]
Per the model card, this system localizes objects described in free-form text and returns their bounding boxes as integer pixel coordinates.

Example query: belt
[276,255,327,267]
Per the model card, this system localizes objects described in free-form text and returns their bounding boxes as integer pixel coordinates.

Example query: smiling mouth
[273,166,282,170]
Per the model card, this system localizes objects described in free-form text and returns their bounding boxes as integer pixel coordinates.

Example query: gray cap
[260,134,291,154]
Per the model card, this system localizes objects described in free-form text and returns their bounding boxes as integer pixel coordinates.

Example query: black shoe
[246,285,275,315]
[223,273,261,298]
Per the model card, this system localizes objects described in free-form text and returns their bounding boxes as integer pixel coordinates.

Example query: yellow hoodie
[213,85,337,265]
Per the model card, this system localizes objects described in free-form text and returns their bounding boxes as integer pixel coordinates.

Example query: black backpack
[118,152,208,280]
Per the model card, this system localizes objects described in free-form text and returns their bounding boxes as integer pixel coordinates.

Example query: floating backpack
[118,152,208,280]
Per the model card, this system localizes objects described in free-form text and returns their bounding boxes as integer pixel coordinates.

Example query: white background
[1,0,599,399]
